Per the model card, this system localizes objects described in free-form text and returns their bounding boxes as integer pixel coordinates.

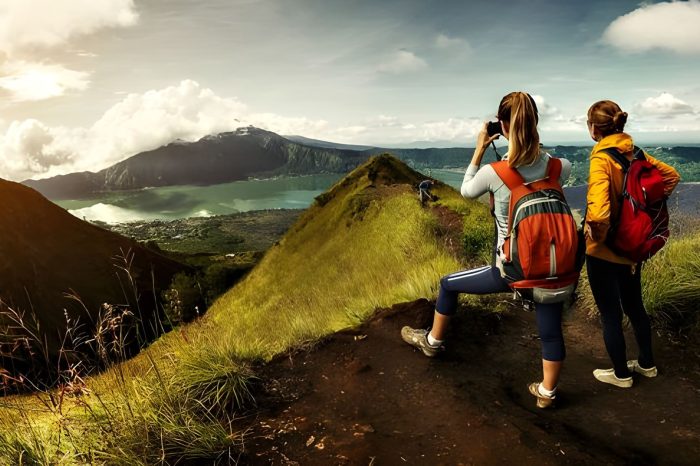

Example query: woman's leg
[535,302,565,390]
[430,265,511,340]
[586,255,633,378]
[619,264,654,369]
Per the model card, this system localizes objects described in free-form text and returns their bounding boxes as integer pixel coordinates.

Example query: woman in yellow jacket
[585,100,680,388]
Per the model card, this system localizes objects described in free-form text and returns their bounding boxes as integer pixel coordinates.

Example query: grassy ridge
[0,154,485,463]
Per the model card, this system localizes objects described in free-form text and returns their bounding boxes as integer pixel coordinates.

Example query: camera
[487,121,502,137]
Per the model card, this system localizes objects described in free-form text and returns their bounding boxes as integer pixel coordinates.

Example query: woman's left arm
[557,158,572,186]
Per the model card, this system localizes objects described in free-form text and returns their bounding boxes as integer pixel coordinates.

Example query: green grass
[2,153,698,464]
[578,231,700,331]
[0,154,480,464]
[640,233,700,328]
[203,191,460,359]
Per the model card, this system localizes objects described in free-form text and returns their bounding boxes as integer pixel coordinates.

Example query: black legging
[586,255,654,378]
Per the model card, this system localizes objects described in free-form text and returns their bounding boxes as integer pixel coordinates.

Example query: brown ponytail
[497,92,540,168]
[587,100,627,137]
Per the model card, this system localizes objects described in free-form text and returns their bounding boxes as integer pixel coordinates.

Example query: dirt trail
[241,299,700,465]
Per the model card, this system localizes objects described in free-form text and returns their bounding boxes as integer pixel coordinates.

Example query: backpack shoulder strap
[491,160,525,191]
[632,145,646,161]
[599,147,631,172]
[545,156,562,183]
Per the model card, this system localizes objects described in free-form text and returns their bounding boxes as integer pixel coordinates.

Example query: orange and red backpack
[491,157,581,304]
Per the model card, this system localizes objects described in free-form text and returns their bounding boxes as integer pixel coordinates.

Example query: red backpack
[492,157,580,304]
[600,146,670,263]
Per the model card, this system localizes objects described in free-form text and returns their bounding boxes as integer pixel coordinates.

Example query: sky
[1,0,699,181]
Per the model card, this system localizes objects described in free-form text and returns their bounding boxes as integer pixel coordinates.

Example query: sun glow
[0,61,90,101]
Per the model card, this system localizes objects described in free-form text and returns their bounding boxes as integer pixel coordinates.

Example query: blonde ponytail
[497,92,540,168]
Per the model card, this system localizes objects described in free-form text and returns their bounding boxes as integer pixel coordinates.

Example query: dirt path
[241,299,700,465]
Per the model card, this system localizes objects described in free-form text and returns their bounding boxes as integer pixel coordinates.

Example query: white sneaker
[627,360,658,378]
[593,368,633,388]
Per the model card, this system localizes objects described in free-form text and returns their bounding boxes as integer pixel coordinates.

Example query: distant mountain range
[21,126,700,200]
[20,127,501,200]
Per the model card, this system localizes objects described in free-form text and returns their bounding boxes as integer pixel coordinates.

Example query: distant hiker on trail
[584,100,680,388]
[402,92,577,409]
[418,179,434,206]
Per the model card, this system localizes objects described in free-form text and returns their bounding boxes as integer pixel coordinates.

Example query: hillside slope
[0,153,488,463]
[201,152,484,358]
[0,179,186,375]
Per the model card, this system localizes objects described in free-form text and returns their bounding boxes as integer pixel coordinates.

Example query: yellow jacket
[585,133,680,264]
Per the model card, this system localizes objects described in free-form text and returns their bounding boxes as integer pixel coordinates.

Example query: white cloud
[0,0,138,54]
[0,61,90,101]
[603,1,700,54]
[435,34,471,51]
[247,113,330,136]
[0,80,336,181]
[531,95,560,119]
[377,50,427,74]
[0,1,138,103]
[418,118,483,142]
[635,92,695,115]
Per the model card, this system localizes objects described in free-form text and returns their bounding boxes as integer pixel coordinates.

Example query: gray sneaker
[627,360,658,378]
[593,368,633,388]
[400,326,441,357]
[528,382,556,409]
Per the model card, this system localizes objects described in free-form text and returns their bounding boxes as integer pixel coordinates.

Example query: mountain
[0,179,187,377]
[21,127,504,200]
[23,127,373,200]
[22,125,700,202]
[283,135,375,151]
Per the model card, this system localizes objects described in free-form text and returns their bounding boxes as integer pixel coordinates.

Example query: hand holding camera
[487,121,503,137]
[471,121,502,166]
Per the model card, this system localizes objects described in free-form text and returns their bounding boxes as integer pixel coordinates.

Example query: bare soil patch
[241,299,700,465]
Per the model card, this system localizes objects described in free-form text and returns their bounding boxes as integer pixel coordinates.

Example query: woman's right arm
[461,122,500,199]
[585,154,612,242]
[461,164,494,198]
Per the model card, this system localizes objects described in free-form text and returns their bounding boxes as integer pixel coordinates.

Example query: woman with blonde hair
[585,100,679,387]
[401,91,573,408]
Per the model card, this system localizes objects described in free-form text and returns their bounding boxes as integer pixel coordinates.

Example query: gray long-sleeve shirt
[460,152,572,256]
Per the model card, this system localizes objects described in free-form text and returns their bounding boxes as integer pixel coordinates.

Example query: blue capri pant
[436,265,566,362]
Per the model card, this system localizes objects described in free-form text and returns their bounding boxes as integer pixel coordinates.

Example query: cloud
[635,92,696,116]
[0,1,138,103]
[0,77,488,181]
[246,113,330,136]
[418,118,483,142]
[531,95,560,119]
[435,34,471,51]
[0,80,336,181]
[0,61,90,101]
[0,0,138,54]
[603,1,700,54]
[377,50,427,74]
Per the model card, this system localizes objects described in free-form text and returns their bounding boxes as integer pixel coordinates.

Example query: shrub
[162,273,205,324]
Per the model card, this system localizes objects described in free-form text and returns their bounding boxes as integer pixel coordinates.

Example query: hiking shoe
[627,360,658,378]
[400,326,441,357]
[528,382,556,409]
[593,368,633,388]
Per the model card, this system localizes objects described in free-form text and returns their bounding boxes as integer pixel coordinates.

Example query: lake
[58,174,345,223]
[57,170,464,224]
[56,168,700,224]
